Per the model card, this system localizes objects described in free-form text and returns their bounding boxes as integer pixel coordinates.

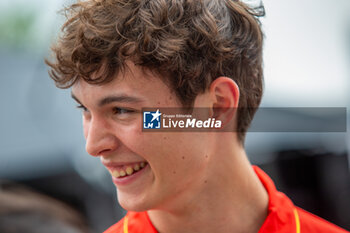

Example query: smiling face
[71,62,214,212]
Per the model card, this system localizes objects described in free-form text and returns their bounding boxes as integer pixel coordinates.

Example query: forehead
[71,62,177,105]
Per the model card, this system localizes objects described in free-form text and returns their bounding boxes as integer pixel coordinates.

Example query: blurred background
[0,0,349,232]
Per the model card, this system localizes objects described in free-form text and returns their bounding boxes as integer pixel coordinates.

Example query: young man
[46,0,349,232]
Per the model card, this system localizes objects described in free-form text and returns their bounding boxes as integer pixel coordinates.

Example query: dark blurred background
[0,0,349,232]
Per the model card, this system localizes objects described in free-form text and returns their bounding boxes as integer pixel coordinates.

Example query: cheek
[152,134,204,173]
[116,125,208,175]
[114,121,148,151]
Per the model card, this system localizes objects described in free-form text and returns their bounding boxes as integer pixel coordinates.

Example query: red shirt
[104,166,349,233]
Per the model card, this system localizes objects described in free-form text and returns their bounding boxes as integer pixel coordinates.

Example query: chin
[117,191,154,212]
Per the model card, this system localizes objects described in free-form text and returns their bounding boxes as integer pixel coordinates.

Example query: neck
[148,136,269,233]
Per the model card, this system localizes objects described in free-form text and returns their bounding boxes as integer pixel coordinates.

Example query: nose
[84,116,118,157]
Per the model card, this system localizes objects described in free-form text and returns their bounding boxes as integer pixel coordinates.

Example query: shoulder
[253,166,349,233]
[297,207,349,233]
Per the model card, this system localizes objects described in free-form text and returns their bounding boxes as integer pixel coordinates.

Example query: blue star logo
[143,109,162,129]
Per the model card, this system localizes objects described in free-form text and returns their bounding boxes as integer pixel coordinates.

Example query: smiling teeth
[134,164,140,171]
[126,167,133,175]
[119,170,126,177]
[112,170,119,177]
[111,162,147,178]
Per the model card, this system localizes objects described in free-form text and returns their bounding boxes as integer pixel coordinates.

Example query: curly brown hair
[46,0,264,144]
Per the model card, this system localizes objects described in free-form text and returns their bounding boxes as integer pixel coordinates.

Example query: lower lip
[111,164,149,186]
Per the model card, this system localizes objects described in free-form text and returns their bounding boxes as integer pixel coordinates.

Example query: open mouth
[111,162,148,178]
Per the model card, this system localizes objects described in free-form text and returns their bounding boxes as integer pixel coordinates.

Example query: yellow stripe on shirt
[123,215,129,233]
[294,208,301,233]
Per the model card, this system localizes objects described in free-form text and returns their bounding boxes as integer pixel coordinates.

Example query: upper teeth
[111,162,147,178]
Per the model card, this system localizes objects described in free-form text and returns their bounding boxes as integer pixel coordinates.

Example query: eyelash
[112,107,135,115]
[76,104,88,112]
[76,105,134,115]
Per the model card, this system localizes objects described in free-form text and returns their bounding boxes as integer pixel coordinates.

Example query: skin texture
[72,61,269,233]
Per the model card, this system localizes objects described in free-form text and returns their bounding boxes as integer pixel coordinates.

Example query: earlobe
[209,77,239,125]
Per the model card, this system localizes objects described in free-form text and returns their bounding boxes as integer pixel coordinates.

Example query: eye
[112,107,134,115]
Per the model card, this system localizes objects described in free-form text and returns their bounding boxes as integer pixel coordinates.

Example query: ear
[209,77,239,126]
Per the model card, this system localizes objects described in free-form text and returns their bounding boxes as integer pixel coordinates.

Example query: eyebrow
[71,92,144,107]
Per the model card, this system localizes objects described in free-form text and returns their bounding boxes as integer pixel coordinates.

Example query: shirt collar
[253,166,298,233]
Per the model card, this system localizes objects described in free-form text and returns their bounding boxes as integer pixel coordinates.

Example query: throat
[147,166,269,233]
